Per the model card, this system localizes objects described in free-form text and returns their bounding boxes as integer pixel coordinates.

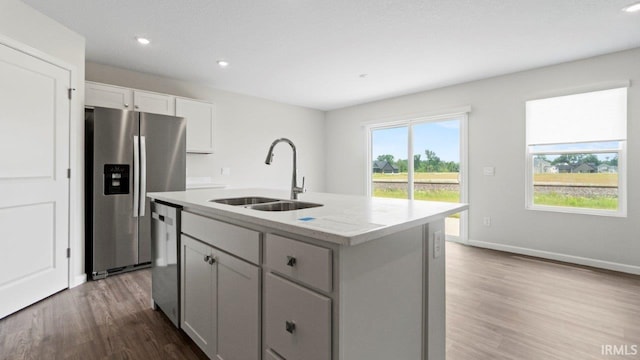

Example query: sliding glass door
[369,115,467,241]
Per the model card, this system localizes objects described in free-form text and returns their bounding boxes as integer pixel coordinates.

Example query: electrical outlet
[483,217,491,227]
[483,167,495,176]
[221,167,231,176]
[433,230,443,259]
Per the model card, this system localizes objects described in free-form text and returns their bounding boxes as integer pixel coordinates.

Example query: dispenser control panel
[104,164,130,195]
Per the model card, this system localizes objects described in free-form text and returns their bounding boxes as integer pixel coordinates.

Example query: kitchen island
[148,188,467,360]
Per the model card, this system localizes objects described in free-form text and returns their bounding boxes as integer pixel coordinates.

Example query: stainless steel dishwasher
[150,201,181,327]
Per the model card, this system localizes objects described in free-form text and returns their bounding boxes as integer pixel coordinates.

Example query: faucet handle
[300,176,306,192]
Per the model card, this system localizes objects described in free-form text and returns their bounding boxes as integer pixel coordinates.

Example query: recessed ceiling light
[359,74,368,78]
[136,37,150,45]
[622,2,640,12]
[217,60,229,68]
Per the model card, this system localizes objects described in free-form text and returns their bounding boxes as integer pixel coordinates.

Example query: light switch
[483,166,495,176]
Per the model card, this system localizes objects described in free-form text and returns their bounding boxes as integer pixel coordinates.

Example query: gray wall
[325,48,640,273]
[86,62,326,192]
[0,0,86,285]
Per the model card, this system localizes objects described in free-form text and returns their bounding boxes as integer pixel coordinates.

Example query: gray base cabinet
[180,234,260,360]
[178,210,446,360]
[181,235,214,352]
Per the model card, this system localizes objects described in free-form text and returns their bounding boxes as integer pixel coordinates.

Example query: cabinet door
[180,235,216,357]
[133,90,175,115]
[216,250,260,360]
[85,81,133,110]
[175,98,215,153]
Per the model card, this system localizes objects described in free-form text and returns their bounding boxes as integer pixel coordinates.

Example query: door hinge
[66,248,71,258]
[68,88,76,100]
[67,168,71,178]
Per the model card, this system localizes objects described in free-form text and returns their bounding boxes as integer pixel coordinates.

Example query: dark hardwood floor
[1,242,639,359]
[0,269,207,360]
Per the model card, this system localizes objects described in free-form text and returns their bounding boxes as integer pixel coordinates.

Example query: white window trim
[365,112,469,242]
[525,141,627,217]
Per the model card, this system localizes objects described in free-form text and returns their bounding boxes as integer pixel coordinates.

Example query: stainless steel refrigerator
[85,107,186,280]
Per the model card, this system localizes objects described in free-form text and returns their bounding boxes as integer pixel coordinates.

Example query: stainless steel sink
[211,197,280,206]
[248,201,322,212]
[210,196,322,211]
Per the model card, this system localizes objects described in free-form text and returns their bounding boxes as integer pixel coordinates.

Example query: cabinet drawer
[264,273,331,360]
[182,212,260,264]
[265,234,332,292]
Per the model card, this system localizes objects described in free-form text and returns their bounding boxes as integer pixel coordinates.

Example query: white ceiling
[22,0,640,110]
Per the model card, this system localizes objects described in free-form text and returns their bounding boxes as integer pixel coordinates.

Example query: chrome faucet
[265,138,306,200]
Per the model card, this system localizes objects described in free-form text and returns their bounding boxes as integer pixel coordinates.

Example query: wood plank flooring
[1,242,639,359]
[0,269,207,360]
[446,243,640,360]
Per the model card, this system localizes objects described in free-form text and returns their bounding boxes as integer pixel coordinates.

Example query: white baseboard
[70,273,87,288]
[467,239,640,276]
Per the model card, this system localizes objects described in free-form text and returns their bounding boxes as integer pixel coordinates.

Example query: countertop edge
[148,191,468,247]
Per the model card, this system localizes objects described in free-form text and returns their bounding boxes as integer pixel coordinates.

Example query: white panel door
[0,42,70,319]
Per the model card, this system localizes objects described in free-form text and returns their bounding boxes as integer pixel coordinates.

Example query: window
[525,87,627,216]
[368,113,468,240]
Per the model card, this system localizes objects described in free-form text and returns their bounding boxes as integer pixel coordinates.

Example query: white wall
[86,62,326,192]
[325,48,640,274]
[0,0,86,286]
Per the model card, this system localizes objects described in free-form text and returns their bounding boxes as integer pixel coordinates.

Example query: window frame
[365,112,469,242]
[524,90,628,217]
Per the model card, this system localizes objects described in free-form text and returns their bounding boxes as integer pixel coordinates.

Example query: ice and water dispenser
[104,164,129,195]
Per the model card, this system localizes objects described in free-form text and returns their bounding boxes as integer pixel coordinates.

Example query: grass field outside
[373,188,460,202]
[373,187,461,218]
[533,192,618,210]
[533,173,617,186]
[374,172,617,186]
[373,172,459,182]
[373,172,619,210]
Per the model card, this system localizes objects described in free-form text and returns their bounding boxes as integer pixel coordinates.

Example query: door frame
[0,33,80,289]
[365,108,469,244]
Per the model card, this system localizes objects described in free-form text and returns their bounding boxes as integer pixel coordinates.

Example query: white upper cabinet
[133,90,175,115]
[85,81,175,116]
[176,98,215,154]
[86,82,214,153]
[85,81,133,110]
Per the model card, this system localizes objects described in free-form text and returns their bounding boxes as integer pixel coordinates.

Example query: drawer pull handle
[286,256,297,267]
[285,320,296,334]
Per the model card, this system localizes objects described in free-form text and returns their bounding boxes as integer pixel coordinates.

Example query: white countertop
[148,188,468,246]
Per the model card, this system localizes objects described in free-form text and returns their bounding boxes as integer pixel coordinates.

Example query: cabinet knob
[208,257,216,265]
[135,105,140,109]
[285,320,296,334]
[204,255,211,263]
[286,256,297,267]
[124,103,129,108]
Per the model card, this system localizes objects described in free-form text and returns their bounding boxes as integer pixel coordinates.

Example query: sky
[372,119,460,162]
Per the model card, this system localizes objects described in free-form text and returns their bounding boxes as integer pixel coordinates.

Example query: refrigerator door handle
[140,135,147,217]
[133,135,140,218]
